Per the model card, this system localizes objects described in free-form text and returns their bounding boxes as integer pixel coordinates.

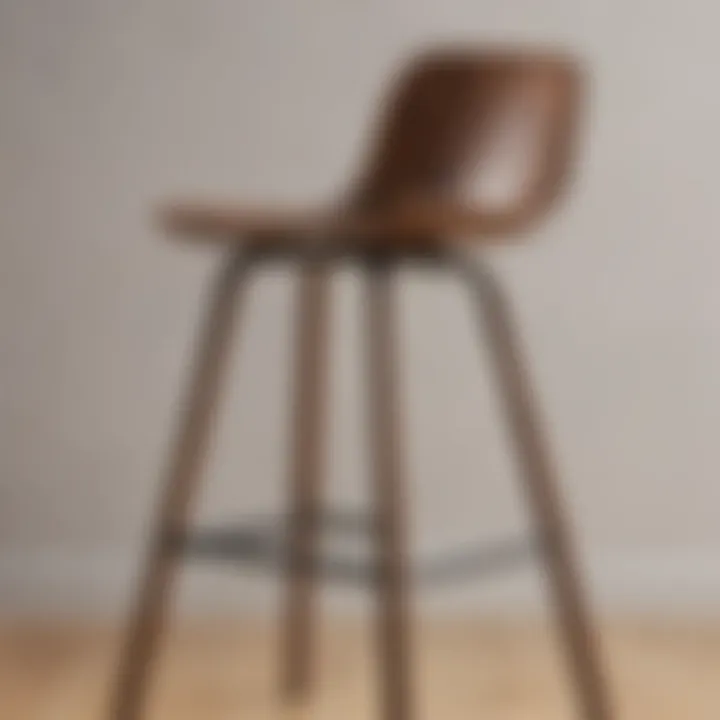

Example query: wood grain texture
[462,255,612,720]
[281,263,332,700]
[365,264,414,720]
[3,620,720,720]
[109,254,249,720]
[160,49,581,246]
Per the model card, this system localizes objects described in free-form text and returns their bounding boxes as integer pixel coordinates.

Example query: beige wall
[1,0,719,615]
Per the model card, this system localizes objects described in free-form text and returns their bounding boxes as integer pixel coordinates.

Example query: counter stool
[111,48,613,720]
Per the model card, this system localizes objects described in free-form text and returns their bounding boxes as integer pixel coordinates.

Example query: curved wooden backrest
[353,49,583,237]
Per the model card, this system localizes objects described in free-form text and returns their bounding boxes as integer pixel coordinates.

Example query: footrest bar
[170,520,536,589]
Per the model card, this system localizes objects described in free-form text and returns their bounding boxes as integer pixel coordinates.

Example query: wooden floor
[2,618,719,719]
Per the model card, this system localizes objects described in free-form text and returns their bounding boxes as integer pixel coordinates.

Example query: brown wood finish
[365,264,414,720]
[460,253,613,720]
[114,47,611,720]
[8,621,720,720]
[281,262,331,700]
[110,252,249,720]
[160,50,581,247]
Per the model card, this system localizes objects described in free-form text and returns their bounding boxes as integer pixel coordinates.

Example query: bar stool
[111,49,613,720]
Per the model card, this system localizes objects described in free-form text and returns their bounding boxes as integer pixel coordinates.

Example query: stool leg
[110,252,249,720]
[365,261,414,720]
[459,254,613,720]
[281,262,331,701]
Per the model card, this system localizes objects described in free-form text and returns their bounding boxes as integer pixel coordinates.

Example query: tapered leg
[110,251,249,720]
[459,253,613,720]
[281,261,331,700]
[365,260,414,720]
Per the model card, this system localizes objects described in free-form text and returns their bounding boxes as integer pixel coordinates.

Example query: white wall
[1,0,719,616]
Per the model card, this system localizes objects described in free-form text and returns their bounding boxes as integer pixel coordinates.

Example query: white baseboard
[1,546,719,619]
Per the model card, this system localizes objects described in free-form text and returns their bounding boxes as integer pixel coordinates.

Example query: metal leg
[365,260,414,720]
[110,251,250,720]
[281,260,331,701]
[456,252,614,720]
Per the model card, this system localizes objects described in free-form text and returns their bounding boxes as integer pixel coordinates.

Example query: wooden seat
[161,50,581,248]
